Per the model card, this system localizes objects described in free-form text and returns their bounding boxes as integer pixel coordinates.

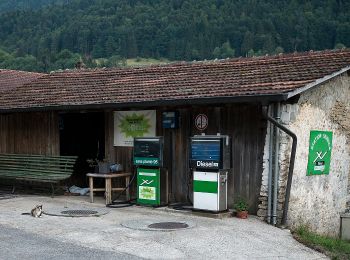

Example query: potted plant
[234,198,248,219]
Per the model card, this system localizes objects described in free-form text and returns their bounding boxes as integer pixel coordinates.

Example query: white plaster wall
[280,75,350,236]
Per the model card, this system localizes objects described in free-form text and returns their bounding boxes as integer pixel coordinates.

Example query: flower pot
[236,210,248,219]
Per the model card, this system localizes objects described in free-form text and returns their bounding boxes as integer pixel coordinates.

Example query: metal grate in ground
[121,219,195,231]
[43,207,109,217]
[60,210,99,217]
[148,222,189,230]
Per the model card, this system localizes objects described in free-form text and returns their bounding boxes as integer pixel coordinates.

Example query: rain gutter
[262,106,297,226]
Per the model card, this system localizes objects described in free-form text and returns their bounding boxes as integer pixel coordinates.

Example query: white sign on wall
[114,110,156,147]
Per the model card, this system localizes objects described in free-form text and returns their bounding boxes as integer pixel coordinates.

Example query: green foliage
[335,43,346,49]
[0,0,349,72]
[213,41,235,59]
[294,225,350,260]
[105,55,127,68]
[0,0,64,13]
[0,48,45,72]
[233,198,248,212]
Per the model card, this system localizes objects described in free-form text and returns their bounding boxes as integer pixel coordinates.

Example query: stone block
[257,209,267,217]
[290,112,296,122]
[259,196,267,201]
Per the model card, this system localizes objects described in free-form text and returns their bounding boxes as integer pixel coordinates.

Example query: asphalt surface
[0,224,141,260]
[0,194,328,259]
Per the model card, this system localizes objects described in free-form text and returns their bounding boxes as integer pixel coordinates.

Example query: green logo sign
[139,186,156,200]
[119,113,151,138]
[134,157,159,166]
[307,130,333,176]
[137,168,160,205]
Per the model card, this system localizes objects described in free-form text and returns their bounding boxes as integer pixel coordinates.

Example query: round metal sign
[195,114,208,131]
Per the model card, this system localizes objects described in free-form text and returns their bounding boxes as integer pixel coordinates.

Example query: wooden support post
[105,178,112,205]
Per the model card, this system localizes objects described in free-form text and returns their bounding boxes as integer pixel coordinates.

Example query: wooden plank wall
[0,112,59,155]
[105,104,266,213]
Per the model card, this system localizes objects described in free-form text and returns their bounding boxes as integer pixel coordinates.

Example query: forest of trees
[0,0,349,72]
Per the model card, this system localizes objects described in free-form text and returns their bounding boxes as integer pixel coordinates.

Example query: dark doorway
[60,112,105,186]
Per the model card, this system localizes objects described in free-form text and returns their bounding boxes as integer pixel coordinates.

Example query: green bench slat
[0,157,77,164]
[0,153,77,159]
[0,170,72,178]
[0,164,74,172]
[0,153,77,185]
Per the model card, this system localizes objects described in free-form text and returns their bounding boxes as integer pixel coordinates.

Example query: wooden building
[0,50,350,218]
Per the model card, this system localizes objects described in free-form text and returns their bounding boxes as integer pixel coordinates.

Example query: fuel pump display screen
[133,137,163,167]
[190,139,222,169]
[191,140,220,160]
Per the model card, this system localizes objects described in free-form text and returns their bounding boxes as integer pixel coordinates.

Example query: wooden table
[87,172,132,205]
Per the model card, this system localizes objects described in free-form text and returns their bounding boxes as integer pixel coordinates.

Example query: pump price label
[134,157,159,166]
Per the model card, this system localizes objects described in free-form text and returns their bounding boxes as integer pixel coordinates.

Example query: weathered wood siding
[0,112,59,155]
[105,104,266,213]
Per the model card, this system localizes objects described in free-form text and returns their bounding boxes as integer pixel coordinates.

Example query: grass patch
[126,57,170,67]
[293,226,350,260]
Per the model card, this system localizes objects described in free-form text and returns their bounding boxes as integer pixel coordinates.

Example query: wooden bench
[0,153,77,195]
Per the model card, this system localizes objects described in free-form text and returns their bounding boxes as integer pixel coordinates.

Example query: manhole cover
[121,219,195,231]
[43,207,109,217]
[148,222,189,230]
[60,210,99,216]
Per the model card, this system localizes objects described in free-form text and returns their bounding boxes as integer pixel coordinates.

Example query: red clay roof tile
[0,69,44,94]
[0,49,349,111]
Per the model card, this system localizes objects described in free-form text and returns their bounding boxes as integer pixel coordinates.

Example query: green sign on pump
[133,157,160,167]
[307,130,333,176]
[137,167,160,205]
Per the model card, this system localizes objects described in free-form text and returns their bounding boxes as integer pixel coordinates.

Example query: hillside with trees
[0,0,66,13]
[0,0,349,72]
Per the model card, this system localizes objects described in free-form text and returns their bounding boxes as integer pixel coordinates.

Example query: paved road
[0,195,327,259]
[0,224,141,260]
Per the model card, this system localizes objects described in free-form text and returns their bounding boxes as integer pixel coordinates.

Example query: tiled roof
[0,49,350,111]
[0,69,44,94]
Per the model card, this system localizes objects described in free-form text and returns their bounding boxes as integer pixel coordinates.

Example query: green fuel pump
[133,137,165,206]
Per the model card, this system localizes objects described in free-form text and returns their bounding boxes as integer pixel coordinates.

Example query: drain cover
[60,210,98,216]
[121,219,195,231]
[44,207,109,217]
[148,222,189,230]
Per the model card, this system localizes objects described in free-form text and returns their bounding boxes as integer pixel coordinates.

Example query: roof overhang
[0,93,288,113]
[0,64,349,114]
[286,66,350,99]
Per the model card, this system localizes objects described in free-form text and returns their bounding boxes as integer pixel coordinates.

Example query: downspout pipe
[262,105,297,226]
[267,104,274,224]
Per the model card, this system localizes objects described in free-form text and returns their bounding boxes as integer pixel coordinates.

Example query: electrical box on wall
[162,111,179,129]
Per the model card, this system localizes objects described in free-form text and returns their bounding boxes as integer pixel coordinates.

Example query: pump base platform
[191,209,232,219]
[164,206,232,219]
[135,203,169,208]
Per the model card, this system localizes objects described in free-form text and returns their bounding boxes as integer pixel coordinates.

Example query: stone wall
[258,73,350,236]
